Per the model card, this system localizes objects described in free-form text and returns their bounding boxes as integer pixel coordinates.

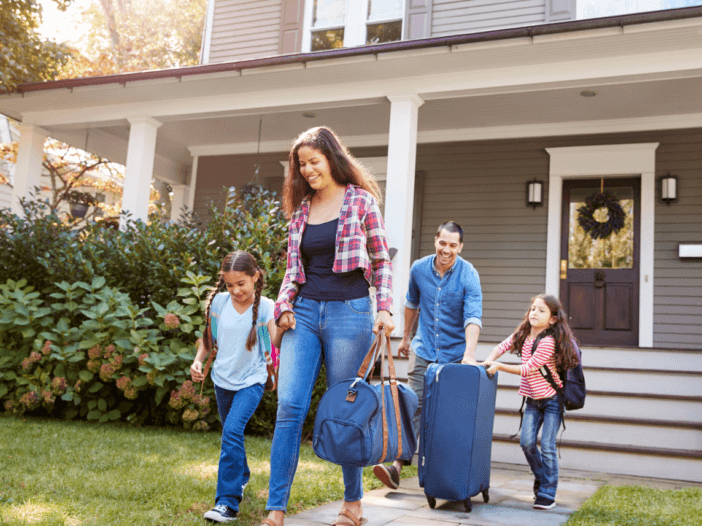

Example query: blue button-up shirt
[405,255,482,364]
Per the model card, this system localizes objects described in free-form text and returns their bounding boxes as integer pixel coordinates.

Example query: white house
[1,1,701,481]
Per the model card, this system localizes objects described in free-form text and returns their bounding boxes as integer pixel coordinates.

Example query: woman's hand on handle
[277,311,296,332]
[373,310,395,337]
[190,360,204,382]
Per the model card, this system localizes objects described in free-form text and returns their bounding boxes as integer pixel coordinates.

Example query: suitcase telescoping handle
[482,363,495,380]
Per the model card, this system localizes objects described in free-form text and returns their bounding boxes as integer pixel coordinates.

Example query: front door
[560,178,640,346]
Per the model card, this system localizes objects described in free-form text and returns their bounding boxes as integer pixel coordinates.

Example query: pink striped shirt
[494,333,563,399]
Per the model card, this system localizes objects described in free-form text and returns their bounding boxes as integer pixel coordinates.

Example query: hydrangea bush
[0,184,310,433]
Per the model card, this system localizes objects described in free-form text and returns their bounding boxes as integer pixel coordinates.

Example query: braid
[203,275,225,352]
[245,268,265,351]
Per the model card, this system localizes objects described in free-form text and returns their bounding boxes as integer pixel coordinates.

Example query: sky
[38,0,93,44]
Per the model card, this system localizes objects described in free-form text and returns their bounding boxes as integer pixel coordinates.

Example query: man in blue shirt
[373,221,482,489]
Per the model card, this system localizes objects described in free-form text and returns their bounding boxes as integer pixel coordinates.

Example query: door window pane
[311,28,345,51]
[366,21,402,44]
[313,0,345,27]
[367,0,403,22]
[568,186,634,269]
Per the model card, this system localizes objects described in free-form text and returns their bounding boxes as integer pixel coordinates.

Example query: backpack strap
[200,294,227,395]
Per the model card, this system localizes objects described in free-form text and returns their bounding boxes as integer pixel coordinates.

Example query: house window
[304,0,404,51]
[366,0,403,45]
[311,0,346,51]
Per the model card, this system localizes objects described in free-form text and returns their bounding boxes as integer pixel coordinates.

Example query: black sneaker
[372,463,400,489]
[533,478,541,498]
[533,496,556,510]
[204,504,238,522]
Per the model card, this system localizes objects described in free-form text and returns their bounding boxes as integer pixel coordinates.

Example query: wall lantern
[659,173,678,204]
[526,179,544,208]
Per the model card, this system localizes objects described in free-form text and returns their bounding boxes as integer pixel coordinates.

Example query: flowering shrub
[0,185,289,433]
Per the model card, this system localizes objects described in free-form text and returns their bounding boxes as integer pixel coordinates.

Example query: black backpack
[538,337,586,411]
[511,332,586,438]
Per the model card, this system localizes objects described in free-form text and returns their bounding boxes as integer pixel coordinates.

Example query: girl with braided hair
[191,250,277,523]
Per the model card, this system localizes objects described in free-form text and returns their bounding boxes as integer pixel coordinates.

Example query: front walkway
[284,462,696,526]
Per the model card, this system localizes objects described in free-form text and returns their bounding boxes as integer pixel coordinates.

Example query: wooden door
[560,178,640,346]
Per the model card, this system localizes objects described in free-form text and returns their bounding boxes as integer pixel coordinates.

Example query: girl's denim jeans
[214,382,265,511]
[266,295,375,512]
[520,395,562,500]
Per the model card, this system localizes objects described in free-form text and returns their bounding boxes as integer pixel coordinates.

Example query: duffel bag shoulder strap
[383,333,403,460]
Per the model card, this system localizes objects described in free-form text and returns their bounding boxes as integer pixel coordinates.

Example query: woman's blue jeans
[266,295,374,512]
[520,395,562,500]
[214,382,264,511]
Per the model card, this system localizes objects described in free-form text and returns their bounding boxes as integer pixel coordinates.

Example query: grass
[566,485,702,526]
[0,414,417,526]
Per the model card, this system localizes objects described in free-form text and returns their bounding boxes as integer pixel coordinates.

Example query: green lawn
[0,414,417,526]
[565,485,702,526]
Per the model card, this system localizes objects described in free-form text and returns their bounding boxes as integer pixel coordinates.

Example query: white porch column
[170,184,188,222]
[384,94,424,337]
[12,125,47,216]
[121,117,162,227]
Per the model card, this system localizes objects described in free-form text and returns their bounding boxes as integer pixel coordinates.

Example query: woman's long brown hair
[282,126,381,218]
[509,294,579,371]
[203,251,265,352]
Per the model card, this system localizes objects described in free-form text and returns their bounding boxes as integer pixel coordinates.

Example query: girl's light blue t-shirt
[211,293,274,392]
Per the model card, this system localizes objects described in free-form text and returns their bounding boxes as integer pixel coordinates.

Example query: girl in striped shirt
[482,294,579,511]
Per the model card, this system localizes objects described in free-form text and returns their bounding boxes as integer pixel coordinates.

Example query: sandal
[330,509,368,526]
[257,520,278,526]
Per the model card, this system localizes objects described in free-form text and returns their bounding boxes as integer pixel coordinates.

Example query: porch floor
[284,462,702,526]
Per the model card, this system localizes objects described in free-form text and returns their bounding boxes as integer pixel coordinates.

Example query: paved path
[284,462,700,526]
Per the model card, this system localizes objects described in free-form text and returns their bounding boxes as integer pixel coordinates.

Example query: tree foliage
[58,0,207,79]
[0,0,73,91]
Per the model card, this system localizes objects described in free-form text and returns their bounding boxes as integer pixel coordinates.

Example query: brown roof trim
[16,6,702,94]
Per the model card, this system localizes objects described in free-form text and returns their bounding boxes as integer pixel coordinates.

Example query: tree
[0,0,73,92]
[58,0,207,79]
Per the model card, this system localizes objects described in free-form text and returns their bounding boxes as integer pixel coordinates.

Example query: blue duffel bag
[313,333,418,468]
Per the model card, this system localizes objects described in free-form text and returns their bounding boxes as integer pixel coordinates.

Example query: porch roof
[2,6,702,186]
[9,6,702,96]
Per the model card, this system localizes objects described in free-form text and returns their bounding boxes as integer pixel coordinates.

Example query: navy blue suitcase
[418,363,498,512]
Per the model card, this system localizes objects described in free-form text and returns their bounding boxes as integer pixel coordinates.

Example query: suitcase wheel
[482,489,490,503]
[464,499,472,513]
[426,495,436,509]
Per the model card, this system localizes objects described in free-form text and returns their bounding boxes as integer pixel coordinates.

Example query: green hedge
[0,185,325,434]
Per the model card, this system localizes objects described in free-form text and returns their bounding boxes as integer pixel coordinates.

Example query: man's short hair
[435,221,463,243]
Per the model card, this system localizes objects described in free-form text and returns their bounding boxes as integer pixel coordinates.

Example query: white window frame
[302,0,404,52]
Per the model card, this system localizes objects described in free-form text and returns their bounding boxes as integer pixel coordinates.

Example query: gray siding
[431,0,547,36]
[193,152,287,222]
[415,141,550,342]
[208,0,282,63]
[414,130,702,348]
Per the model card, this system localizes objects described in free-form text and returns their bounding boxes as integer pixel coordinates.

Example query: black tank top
[298,218,369,301]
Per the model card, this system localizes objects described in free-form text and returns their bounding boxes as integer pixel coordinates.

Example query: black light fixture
[659,173,678,204]
[526,179,544,208]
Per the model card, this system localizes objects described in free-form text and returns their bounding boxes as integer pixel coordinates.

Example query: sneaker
[533,496,556,510]
[372,463,400,490]
[204,504,238,522]
[533,478,541,498]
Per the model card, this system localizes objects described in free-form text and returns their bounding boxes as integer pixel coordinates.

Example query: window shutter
[279,0,304,54]
[546,0,576,22]
[403,0,433,41]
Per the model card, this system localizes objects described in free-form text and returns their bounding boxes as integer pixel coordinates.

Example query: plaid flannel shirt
[274,184,393,320]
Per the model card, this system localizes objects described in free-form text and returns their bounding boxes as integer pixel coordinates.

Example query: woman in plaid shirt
[258,127,394,526]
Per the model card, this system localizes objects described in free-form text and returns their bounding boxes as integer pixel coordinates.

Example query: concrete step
[493,411,702,452]
[474,342,702,372]
[495,366,702,398]
[496,386,702,424]
[492,435,702,483]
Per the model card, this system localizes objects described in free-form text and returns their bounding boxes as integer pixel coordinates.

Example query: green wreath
[576,191,626,240]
